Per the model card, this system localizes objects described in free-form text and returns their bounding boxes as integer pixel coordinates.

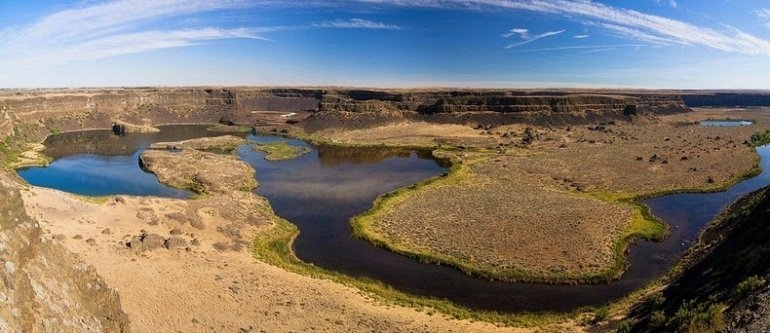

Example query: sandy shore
[21,186,546,333]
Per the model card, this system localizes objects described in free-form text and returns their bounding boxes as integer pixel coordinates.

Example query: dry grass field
[350,108,770,283]
[355,150,636,283]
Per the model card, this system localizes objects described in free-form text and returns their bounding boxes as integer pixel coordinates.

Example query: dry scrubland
[9,95,770,331]
[21,137,537,333]
[350,108,770,284]
[357,150,635,282]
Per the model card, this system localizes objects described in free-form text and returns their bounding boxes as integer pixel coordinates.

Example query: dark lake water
[17,125,238,197]
[16,126,770,313]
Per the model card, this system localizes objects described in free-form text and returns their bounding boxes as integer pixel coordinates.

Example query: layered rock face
[1,88,695,138]
[10,88,770,137]
[0,177,129,332]
[301,89,691,131]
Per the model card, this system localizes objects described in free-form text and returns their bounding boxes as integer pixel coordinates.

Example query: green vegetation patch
[252,141,310,160]
[0,139,21,169]
[749,129,770,147]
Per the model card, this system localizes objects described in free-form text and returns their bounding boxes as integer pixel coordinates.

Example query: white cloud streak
[757,9,770,28]
[573,34,589,39]
[314,18,402,29]
[502,28,529,38]
[580,48,615,54]
[594,22,672,45]
[503,29,565,49]
[0,0,267,65]
[356,0,770,55]
[505,43,644,54]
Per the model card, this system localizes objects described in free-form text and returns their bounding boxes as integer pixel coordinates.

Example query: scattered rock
[212,242,230,252]
[169,228,183,236]
[190,219,205,230]
[164,237,188,250]
[127,236,143,249]
[101,228,112,235]
[126,232,166,252]
[141,233,166,250]
[86,238,96,246]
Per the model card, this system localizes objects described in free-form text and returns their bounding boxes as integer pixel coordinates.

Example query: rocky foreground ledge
[0,175,129,332]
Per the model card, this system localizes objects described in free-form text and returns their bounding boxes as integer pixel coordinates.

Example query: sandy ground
[20,187,550,333]
[312,121,494,147]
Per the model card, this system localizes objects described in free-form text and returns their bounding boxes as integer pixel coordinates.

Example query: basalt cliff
[5,88,769,141]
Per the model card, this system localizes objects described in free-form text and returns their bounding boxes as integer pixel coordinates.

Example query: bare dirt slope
[22,187,542,333]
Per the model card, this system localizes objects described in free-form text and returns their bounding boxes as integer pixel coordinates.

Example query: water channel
[17,125,770,312]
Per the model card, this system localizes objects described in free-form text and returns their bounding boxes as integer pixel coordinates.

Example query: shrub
[649,310,666,328]
[615,319,634,333]
[749,129,770,147]
[668,300,725,333]
[737,275,766,296]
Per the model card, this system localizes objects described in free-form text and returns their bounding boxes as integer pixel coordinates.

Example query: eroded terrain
[2,88,770,332]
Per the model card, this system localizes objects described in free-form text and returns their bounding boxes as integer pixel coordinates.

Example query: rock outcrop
[0,88,695,142]
[0,176,129,332]
[6,88,770,141]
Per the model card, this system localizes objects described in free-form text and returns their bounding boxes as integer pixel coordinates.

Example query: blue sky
[1,0,770,89]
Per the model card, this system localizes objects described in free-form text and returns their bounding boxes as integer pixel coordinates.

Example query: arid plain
[1,88,770,332]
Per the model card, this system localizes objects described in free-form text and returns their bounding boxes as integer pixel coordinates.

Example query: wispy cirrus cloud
[573,34,589,39]
[592,23,672,45]
[757,9,770,28]
[502,28,565,48]
[505,44,645,54]
[669,1,678,9]
[313,18,402,30]
[39,28,271,64]
[0,0,268,65]
[356,0,770,55]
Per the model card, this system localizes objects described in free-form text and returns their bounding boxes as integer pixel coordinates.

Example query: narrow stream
[16,126,770,312]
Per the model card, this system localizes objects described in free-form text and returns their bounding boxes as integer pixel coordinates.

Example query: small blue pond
[700,120,753,127]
